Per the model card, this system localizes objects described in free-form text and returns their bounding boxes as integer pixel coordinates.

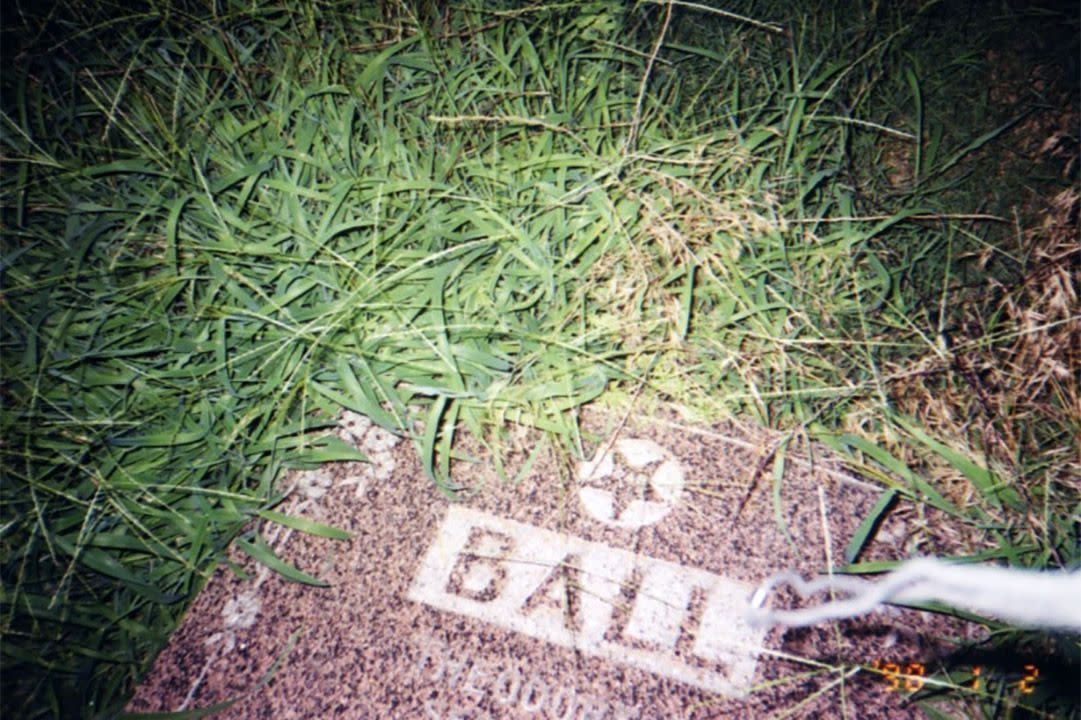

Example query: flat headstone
[129,407,966,718]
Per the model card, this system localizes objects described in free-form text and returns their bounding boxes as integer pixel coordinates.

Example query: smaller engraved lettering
[412,633,637,720]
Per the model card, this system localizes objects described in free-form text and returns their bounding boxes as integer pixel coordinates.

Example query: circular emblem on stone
[577,438,685,528]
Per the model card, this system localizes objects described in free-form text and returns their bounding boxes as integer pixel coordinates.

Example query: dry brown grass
[884,96,1079,558]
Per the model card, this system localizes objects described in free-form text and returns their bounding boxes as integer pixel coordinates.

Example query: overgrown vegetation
[1,1,1077,718]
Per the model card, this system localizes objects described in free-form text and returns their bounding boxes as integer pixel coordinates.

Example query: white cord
[747,557,1081,631]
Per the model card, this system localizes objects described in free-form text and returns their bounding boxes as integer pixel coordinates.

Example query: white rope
[747,557,1081,631]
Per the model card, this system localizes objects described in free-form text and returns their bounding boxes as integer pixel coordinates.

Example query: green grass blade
[236,536,328,587]
[256,510,352,540]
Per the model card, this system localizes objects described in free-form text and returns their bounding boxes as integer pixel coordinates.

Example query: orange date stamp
[870,659,1040,694]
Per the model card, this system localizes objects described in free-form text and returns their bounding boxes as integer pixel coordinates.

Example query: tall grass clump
[2,0,1076,718]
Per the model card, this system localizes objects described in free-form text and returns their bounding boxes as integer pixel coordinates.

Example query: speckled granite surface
[128,407,970,718]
